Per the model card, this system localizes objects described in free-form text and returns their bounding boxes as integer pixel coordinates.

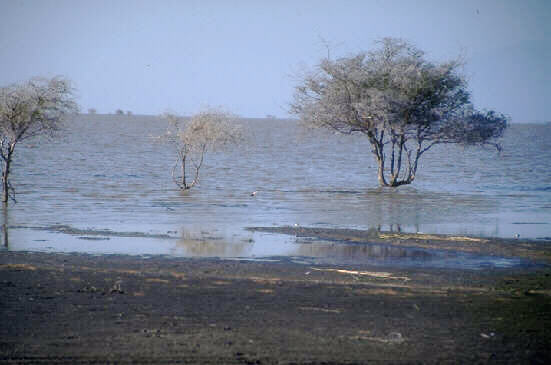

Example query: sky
[0,0,549,122]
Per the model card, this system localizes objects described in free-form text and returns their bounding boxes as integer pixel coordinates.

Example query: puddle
[257,235,530,270]
[1,225,538,270]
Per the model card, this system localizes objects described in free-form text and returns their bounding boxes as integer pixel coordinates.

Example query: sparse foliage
[0,76,78,203]
[162,108,241,190]
[291,38,508,187]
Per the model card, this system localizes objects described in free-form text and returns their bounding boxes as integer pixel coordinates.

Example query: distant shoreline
[78,112,300,121]
[77,113,550,125]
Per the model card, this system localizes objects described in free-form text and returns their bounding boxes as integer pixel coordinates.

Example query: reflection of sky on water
[2,226,531,270]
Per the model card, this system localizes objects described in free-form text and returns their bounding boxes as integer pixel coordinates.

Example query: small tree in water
[0,76,78,204]
[163,108,241,190]
[291,38,508,187]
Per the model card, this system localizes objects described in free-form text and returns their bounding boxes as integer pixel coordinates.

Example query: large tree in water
[0,76,78,204]
[291,38,508,187]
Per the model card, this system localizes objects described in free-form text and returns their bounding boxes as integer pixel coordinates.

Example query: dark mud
[1,246,551,364]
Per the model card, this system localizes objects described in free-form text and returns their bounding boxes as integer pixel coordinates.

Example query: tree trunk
[377,156,388,187]
[375,150,415,188]
[2,157,11,204]
[181,155,187,189]
[2,204,8,248]
[369,133,415,188]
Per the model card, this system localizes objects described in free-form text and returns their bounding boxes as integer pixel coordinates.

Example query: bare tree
[291,38,508,187]
[0,76,78,203]
[162,108,241,190]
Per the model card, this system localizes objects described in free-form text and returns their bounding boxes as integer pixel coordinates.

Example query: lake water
[2,114,550,267]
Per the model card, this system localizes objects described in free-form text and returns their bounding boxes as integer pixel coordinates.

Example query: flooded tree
[0,76,78,204]
[291,38,508,187]
[162,108,241,190]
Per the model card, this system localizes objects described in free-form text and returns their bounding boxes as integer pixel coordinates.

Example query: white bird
[514,233,520,239]
[250,191,257,197]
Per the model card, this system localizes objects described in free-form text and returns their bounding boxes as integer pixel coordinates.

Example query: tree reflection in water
[172,229,254,257]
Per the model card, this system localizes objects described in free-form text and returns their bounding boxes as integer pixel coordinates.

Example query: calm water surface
[3,115,550,267]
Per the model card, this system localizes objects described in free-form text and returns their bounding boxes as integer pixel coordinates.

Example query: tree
[88,108,97,114]
[115,109,124,115]
[0,76,78,203]
[291,38,508,187]
[162,108,241,190]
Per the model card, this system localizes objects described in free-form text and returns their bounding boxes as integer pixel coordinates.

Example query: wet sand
[1,230,550,364]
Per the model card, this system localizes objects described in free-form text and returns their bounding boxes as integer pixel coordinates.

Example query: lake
[2,114,550,267]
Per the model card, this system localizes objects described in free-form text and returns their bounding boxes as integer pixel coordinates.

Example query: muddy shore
[247,226,551,263]
[1,229,550,364]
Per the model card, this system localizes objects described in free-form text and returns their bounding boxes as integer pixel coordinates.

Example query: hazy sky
[1,0,549,122]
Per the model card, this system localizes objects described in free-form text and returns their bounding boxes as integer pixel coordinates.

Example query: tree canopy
[0,76,78,203]
[291,38,508,187]
[0,77,77,144]
[163,108,242,190]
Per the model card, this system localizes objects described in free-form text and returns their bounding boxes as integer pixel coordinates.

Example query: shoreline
[1,229,550,363]
[248,226,551,264]
[6,224,551,266]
